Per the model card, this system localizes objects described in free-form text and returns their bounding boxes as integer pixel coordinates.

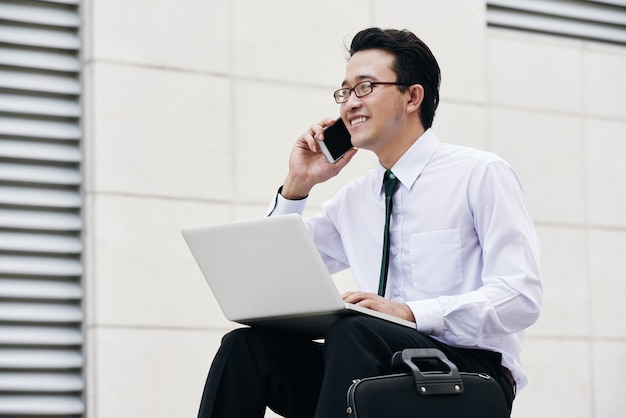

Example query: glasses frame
[333,81,411,104]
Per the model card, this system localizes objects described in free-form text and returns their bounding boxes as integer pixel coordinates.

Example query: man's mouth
[350,116,367,127]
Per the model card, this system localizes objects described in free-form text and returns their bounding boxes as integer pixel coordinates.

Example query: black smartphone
[316,118,353,163]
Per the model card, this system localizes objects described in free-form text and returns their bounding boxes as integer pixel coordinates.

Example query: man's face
[340,49,407,154]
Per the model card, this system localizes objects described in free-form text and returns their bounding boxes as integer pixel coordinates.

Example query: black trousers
[198,316,515,418]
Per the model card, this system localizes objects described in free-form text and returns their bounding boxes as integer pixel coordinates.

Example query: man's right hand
[281,118,358,200]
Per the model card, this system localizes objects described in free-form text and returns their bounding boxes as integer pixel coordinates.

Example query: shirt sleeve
[267,186,351,273]
[266,186,308,217]
[407,161,543,345]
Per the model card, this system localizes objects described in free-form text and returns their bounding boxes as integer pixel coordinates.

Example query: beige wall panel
[585,118,626,228]
[583,44,626,120]
[433,101,488,149]
[85,194,233,329]
[86,328,226,418]
[231,0,370,85]
[512,338,592,418]
[87,0,230,72]
[489,108,585,225]
[593,340,626,418]
[531,225,589,338]
[589,229,626,338]
[87,63,232,200]
[488,30,583,113]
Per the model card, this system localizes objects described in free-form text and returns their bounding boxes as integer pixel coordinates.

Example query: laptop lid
[181,214,347,323]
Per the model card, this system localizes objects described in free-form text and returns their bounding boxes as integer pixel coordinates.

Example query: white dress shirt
[268,129,543,389]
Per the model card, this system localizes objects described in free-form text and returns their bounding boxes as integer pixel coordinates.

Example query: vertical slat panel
[0,0,83,416]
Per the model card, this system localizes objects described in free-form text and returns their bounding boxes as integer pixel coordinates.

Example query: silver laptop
[182,213,415,339]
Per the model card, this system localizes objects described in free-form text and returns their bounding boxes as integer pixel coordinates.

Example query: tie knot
[383,169,399,197]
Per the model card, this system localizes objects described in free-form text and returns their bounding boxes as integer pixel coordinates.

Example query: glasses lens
[354,81,372,97]
[334,88,349,103]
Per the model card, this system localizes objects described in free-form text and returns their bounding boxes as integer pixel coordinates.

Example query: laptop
[181,213,416,339]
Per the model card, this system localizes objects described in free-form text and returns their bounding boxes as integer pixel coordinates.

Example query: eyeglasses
[333,81,410,104]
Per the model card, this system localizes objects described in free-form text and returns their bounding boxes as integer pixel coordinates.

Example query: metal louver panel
[487,0,626,45]
[0,0,84,416]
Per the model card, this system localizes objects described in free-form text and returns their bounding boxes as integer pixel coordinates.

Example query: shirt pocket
[409,229,463,294]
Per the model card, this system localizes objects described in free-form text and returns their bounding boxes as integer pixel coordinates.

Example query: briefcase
[346,348,510,418]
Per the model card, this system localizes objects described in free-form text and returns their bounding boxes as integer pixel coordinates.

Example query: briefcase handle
[391,348,465,396]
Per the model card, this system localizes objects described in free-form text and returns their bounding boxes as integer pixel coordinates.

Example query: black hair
[349,28,441,128]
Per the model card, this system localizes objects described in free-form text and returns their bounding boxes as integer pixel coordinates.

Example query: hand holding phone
[315,118,353,163]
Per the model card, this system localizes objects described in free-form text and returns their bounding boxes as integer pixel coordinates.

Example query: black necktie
[378,169,399,296]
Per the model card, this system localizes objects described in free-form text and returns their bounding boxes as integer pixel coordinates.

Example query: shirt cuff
[266,186,308,216]
[406,299,445,336]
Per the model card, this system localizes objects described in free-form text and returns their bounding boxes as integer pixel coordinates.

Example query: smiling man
[197,28,543,418]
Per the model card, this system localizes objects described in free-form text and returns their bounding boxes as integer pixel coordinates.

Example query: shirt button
[391,247,399,255]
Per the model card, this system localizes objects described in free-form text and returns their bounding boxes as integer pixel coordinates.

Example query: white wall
[81,1,626,417]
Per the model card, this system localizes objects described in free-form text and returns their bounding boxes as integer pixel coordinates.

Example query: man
[198,27,542,418]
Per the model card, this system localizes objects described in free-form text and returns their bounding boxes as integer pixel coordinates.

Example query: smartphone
[316,118,353,163]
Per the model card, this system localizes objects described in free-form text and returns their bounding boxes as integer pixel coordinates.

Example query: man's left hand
[342,291,416,322]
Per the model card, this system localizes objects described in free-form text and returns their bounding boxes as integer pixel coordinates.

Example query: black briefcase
[346,348,510,418]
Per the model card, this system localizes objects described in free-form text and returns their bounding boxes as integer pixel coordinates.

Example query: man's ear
[406,84,424,114]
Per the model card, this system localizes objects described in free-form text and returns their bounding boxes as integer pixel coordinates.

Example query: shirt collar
[377,128,440,196]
